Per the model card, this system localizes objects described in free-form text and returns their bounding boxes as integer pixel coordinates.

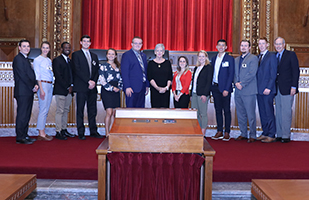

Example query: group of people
[12,35,299,144]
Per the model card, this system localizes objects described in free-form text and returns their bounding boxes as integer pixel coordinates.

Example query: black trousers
[15,95,34,140]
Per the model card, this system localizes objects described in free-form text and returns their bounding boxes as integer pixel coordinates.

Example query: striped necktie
[136,53,146,82]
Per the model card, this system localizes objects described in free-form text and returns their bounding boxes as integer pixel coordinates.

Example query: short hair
[154,43,165,52]
[258,37,268,43]
[81,35,91,42]
[240,40,251,47]
[61,42,70,49]
[274,37,285,44]
[196,50,210,66]
[177,56,189,72]
[41,41,50,48]
[18,39,30,47]
[217,39,227,45]
[132,36,142,43]
[106,48,121,69]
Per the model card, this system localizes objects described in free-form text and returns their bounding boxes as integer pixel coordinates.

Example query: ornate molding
[265,0,271,42]
[42,0,48,41]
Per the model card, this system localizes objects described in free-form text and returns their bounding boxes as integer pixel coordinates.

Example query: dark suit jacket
[12,53,37,98]
[276,49,300,95]
[257,51,277,95]
[52,55,73,96]
[121,49,149,93]
[211,53,235,93]
[191,64,214,96]
[71,50,99,93]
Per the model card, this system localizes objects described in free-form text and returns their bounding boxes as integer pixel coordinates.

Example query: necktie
[86,51,92,77]
[258,54,263,66]
[137,53,146,82]
[67,57,71,64]
[277,53,281,67]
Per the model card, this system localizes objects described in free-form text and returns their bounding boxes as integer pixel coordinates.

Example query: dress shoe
[25,136,37,142]
[261,137,276,143]
[55,132,67,140]
[90,132,104,138]
[78,135,86,140]
[256,135,267,141]
[276,137,282,142]
[235,136,247,141]
[281,138,291,143]
[62,129,75,137]
[222,132,230,141]
[211,131,223,140]
[247,138,256,143]
[16,138,33,144]
[37,135,53,141]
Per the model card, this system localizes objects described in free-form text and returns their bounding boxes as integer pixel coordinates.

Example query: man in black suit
[274,37,300,143]
[12,39,39,144]
[72,35,102,140]
[53,42,76,140]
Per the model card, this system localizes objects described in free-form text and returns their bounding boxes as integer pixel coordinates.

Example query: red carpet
[1,136,309,182]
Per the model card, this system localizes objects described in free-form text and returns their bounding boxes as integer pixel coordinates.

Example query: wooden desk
[96,108,216,200]
[0,174,36,200]
[252,179,309,200]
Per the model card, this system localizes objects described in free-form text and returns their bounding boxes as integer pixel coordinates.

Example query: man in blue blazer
[211,39,235,141]
[72,35,102,140]
[274,37,300,143]
[13,39,39,144]
[256,37,277,143]
[121,36,149,108]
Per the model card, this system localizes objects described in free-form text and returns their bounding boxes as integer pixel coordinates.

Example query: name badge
[222,62,229,67]
[242,63,247,68]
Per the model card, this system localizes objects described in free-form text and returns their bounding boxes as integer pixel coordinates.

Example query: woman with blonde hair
[191,50,213,136]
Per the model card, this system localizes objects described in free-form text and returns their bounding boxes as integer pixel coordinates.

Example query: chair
[142,49,169,62]
[89,49,107,64]
[28,48,41,62]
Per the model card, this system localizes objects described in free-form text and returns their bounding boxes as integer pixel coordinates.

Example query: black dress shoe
[281,138,291,143]
[276,137,282,142]
[55,132,67,140]
[78,135,86,140]
[62,129,75,137]
[16,138,33,144]
[90,132,104,138]
[25,137,37,142]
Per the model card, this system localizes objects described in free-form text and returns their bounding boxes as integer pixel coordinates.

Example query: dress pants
[191,93,210,130]
[125,82,146,108]
[257,93,276,138]
[275,89,294,139]
[235,93,257,139]
[15,95,34,140]
[37,82,53,130]
[174,93,190,108]
[55,94,73,132]
[76,89,98,136]
[211,84,232,133]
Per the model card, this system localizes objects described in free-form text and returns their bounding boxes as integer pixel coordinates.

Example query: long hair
[196,50,210,66]
[106,48,120,69]
[41,41,51,58]
[177,56,189,72]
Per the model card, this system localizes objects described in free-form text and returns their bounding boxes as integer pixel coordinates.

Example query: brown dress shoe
[37,135,53,141]
[235,136,247,141]
[256,135,267,141]
[261,137,276,143]
[247,138,256,143]
[222,132,230,141]
[211,131,223,140]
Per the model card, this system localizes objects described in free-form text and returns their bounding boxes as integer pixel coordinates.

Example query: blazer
[52,55,73,96]
[276,49,300,95]
[12,53,37,98]
[121,49,149,93]
[191,64,213,96]
[71,50,99,93]
[211,53,235,93]
[234,53,258,95]
[172,70,192,95]
[256,51,277,95]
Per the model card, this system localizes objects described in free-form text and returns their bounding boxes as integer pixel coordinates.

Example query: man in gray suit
[234,40,259,143]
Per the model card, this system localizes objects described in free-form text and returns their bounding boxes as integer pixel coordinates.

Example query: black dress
[99,63,123,109]
[147,60,173,108]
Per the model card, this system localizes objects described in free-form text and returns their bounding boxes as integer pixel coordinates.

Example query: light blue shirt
[33,55,53,82]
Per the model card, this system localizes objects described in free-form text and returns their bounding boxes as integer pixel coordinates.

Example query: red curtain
[107,152,205,200]
[82,0,233,51]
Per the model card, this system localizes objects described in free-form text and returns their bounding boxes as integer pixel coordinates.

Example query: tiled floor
[2,128,308,199]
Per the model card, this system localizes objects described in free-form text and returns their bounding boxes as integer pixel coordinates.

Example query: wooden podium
[96,108,216,200]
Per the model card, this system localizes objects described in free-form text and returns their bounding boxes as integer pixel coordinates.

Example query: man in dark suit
[12,39,39,144]
[211,39,235,141]
[72,35,102,140]
[256,37,277,143]
[121,36,149,108]
[53,42,75,140]
[274,37,300,143]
